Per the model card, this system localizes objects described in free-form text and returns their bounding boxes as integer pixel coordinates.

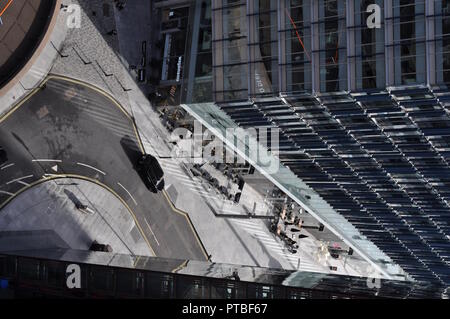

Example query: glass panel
[17,258,40,282]
[116,270,142,297]
[89,267,114,292]
[435,0,450,85]
[354,0,385,89]
[249,2,279,95]
[318,0,347,92]
[145,272,174,298]
[392,0,426,85]
[46,261,65,287]
[213,2,248,101]
[284,0,312,92]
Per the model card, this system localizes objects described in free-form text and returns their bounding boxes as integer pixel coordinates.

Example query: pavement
[0,76,207,261]
[0,177,151,256]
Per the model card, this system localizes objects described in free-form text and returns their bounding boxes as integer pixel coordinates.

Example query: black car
[137,154,165,192]
[0,147,7,166]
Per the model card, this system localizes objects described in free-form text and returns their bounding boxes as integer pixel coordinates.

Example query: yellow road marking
[0,86,41,125]
[163,190,209,260]
[172,260,188,273]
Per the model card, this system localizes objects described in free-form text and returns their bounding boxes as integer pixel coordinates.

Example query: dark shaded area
[120,135,157,193]
[120,135,141,171]
[0,147,7,166]
[63,189,86,209]
[1,249,448,299]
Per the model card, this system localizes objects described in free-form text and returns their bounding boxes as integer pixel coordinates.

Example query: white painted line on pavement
[32,159,62,163]
[163,167,191,179]
[180,180,206,188]
[85,207,96,215]
[117,182,138,206]
[195,192,221,200]
[144,218,160,246]
[77,162,107,176]
[0,163,14,170]
[234,220,263,228]
[180,180,199,187]
[180,183,211,195]
[16,181,30,187]
[0,190,14,196]
[6,175,34,185]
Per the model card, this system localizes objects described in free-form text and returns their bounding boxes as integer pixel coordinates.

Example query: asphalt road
[0,75,207,261]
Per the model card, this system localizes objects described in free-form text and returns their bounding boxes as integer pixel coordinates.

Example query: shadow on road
[120,135,142,169]
[120,135,156,193]
[64,189,86,209]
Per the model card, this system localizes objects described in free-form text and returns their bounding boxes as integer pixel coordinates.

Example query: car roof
[143,155,164,176]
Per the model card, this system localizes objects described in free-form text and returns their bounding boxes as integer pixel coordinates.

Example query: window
[284,0,312,92]
[354,0,385,89]
[213,2,248,101]
[392,0,426,85]
[249,1,279,95]
[435,0,450,85]
[318,0,347,92]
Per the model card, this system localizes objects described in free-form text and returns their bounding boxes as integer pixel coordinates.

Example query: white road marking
[117,182,138,206]
[85,207,96,215]
[0,163,15,170]
[231,219,313,269]
[0,190,14,196]
[6,175,34,185]
[180,180,199,187]
[162,167,192,179]
[180,182,209,193]
[77,162,106,176]
[32,159,62,163]
[16,181,30,187]
[144,218,160,246]
[194,192,221,200]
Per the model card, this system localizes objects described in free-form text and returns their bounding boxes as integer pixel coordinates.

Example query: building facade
[211,0,450,99]
[0,250,447,298]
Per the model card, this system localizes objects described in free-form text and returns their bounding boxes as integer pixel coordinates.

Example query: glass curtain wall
[211,0,450,98]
